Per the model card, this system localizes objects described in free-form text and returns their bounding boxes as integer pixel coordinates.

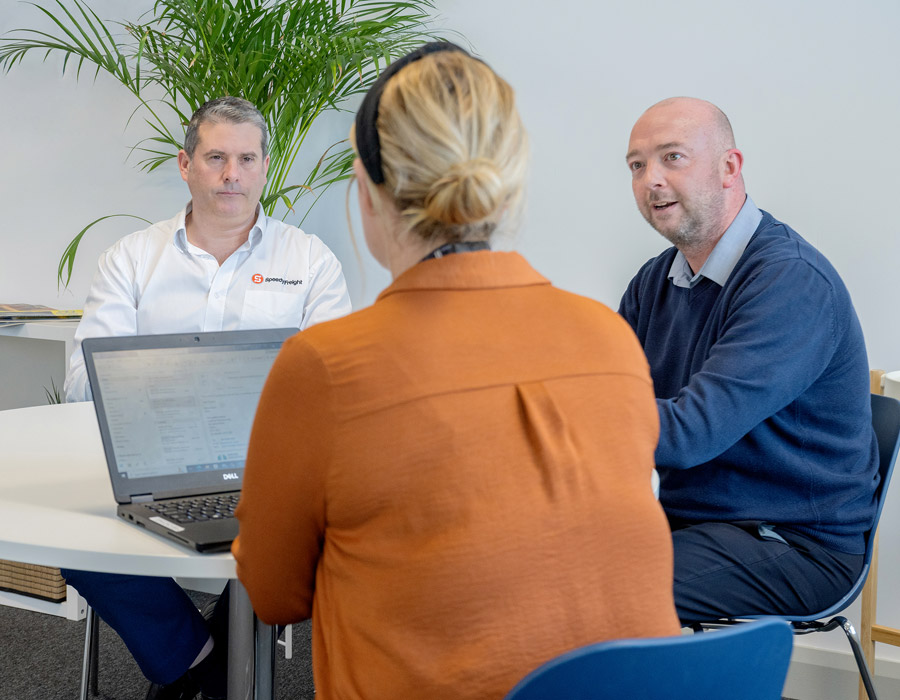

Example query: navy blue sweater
[619,211,878,553]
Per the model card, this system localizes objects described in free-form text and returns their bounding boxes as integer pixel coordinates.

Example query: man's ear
[177,150,191,183]
[722,148,744,189]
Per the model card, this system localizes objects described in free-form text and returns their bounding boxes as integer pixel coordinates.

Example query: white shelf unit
[0,586,86,620]
[1,320,85,618]
[0,319,78,410]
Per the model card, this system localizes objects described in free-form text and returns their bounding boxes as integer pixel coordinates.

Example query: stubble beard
[644,187,726,255]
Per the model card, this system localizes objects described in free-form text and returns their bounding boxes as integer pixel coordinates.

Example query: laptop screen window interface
[93,344,280,480]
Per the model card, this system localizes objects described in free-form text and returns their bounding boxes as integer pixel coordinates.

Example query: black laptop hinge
[131,494,153,503]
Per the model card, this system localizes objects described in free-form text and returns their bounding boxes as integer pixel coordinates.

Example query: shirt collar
[173,201,266,254]
[667,195,763,288]
[377,250,549,301]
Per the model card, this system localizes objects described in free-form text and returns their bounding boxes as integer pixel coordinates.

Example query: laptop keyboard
[147,493,240,524]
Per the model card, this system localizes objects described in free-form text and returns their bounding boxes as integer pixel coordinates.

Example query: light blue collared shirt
[667,196,763,289]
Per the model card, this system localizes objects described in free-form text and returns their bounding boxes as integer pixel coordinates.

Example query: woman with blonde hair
[234,42,678,699]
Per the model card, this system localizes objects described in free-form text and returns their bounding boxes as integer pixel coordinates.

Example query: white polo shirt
[65,204,352,402]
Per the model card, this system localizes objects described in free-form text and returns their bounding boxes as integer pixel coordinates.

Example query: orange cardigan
[234,251,679,699]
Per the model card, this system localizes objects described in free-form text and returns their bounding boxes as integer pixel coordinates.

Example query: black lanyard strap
[420,241,490,262]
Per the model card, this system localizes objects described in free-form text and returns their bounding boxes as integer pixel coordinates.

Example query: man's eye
[629,161,643,172]
[665,153,683,161]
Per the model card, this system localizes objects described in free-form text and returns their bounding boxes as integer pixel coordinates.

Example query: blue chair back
[785,393,900,623]
[504,618,793,700]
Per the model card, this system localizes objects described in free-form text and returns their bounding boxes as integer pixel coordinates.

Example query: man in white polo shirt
[64,96,351,402]
[62,96,351,700]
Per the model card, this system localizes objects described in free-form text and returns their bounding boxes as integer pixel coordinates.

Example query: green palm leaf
[1,0,445,287]
[57,214,153,291]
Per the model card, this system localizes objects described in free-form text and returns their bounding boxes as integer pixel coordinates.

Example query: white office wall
[2,0,899,685]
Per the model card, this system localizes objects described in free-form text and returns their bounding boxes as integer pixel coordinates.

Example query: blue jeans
[61,569,213,684]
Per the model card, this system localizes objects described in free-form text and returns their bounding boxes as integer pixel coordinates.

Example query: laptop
[83,328,295,553]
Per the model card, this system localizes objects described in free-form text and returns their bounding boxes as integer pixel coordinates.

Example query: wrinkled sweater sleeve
[233,334,334,625]
[623,257,838,469]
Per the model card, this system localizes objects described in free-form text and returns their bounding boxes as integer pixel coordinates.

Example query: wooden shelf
[873,624,900,648]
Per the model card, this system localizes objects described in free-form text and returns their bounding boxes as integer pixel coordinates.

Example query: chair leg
[281,623,293,659]
[859,529,880,700]
[79,605,100,700]
[90,610,99,697]
[834,616,879,700]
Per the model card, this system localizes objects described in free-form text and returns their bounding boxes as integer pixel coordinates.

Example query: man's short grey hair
[183,96,268,158]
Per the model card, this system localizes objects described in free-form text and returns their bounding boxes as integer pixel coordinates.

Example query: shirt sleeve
[654,258,838,468]
[232,334,334,625]
[64,245,139,402]
[299,237,352,330]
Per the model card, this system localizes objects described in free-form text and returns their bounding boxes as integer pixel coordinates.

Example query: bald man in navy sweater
[620,97,878,623]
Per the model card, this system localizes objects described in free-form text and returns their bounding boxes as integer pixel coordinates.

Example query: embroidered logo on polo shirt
[251,273,303,286]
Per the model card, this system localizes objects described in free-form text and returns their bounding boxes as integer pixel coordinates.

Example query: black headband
[355,41,469,185]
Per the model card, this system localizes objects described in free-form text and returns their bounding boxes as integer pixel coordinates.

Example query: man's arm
[654,259,838,468]
[233,335,332,625]
[64,247,139,402]
[299,237,352,329]
[618,265,644,335]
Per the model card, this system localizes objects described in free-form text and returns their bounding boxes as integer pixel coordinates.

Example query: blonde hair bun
[372,50,528,243]
[423,158,503,225]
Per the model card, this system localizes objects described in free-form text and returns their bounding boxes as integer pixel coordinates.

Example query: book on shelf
[0,304,81,327]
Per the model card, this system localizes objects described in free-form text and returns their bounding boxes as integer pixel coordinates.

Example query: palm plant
[0,0,441,286]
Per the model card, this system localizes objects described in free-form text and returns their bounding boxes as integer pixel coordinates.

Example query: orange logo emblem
[252,274,263,284]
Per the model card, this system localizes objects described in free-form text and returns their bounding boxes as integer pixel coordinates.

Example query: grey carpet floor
[0,591,314,700]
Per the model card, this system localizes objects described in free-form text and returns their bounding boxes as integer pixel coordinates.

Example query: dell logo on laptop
[222,472,239,481]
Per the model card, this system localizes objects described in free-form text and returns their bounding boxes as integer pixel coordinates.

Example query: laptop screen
[83,328,295,502]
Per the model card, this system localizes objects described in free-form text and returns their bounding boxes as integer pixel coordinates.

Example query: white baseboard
[783,644,900,699]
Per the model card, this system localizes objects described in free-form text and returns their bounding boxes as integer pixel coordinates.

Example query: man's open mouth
[653,201,676,211]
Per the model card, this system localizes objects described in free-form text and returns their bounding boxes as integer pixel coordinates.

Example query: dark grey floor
[0,591,314,700]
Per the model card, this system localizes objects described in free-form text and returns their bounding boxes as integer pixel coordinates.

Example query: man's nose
[644,160,666,188]
[223,158,239,182]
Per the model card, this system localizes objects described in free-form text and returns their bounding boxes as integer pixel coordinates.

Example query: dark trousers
[61,569,228,685]
[669,519,864,625]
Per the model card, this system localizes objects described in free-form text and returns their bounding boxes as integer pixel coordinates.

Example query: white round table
[0,402,272,700]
